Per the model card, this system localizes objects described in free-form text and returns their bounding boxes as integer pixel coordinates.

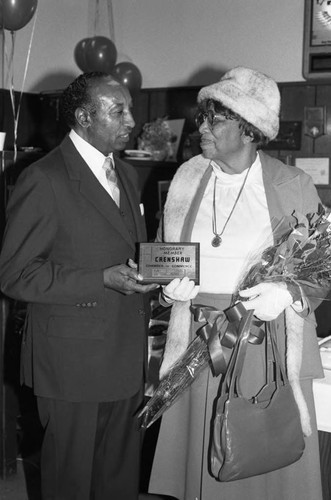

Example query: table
[313,369,331,500]
[314,369,331,433]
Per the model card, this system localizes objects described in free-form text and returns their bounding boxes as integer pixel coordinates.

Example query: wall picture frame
[164,119,185,161]
[158,180,171,212]
[303,0,331,79]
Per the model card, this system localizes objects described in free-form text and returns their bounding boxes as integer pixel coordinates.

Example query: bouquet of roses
[139,334,211,428]
[233,206,331,303]
[139,206,331,429]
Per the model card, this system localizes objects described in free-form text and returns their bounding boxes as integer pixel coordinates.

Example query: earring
[242,134,253,144]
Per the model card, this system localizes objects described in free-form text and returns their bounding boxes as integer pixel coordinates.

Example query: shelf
[123,158,179,168]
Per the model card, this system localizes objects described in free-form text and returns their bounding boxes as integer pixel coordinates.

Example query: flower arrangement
[233,206,331,302]
[139,206,331,429]
[138,117,177,160]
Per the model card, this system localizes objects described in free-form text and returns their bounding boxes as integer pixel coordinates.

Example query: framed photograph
[264,121,302,151]
[295,157,330,185]
[303,0,331,79]
[164,119,185,161]
[311,0,331,47]
[158,180,171,212]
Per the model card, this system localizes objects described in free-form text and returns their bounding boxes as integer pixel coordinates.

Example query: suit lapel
[60,137,137,250]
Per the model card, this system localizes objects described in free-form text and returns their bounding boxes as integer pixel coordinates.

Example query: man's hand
[239,282,293,321]
[103,261,159,295]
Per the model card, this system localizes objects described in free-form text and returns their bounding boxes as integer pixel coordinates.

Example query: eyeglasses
[194,108,237,129]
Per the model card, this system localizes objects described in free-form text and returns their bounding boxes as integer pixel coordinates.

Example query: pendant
[211,235,222,247]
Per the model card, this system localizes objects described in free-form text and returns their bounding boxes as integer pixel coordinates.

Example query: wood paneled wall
[2,80,331,162]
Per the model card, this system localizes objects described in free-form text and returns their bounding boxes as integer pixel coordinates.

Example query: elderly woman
[148,67,324,500]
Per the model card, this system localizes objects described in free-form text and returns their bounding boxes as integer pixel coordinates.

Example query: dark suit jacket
[0,136,150,402]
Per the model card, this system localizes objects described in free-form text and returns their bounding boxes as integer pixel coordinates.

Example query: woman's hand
[239,282,293,321]
[161,276,200,304]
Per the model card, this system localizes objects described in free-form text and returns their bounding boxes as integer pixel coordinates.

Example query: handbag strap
[220,308,254,397]
[224,313,289,399]
[266,321,289,387]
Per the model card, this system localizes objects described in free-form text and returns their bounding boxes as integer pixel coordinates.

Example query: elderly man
[0,72,158,500]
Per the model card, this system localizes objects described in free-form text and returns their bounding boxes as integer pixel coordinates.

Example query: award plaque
[138,242,200,284]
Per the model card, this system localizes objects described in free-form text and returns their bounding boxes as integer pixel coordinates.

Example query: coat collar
[163,151,304,244]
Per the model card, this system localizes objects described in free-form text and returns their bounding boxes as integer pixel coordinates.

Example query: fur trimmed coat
[158,151,324,436]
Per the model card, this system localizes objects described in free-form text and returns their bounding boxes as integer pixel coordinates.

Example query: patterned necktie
[103,155,120,207]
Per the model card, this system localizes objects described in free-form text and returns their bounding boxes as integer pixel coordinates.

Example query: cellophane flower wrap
[139,335,210,428]
[139,206,331,429]
[233,205,331,303]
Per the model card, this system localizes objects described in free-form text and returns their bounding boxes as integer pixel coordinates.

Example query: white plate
[125,156,153,161]
[124,149,152,158]
[320,349,331,370]
[319,336,331,370]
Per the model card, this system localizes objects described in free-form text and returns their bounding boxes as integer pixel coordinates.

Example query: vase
[151,149,167,161]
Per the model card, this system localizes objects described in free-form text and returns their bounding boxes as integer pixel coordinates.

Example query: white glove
[239,282,293,321]
[161,276,200,303]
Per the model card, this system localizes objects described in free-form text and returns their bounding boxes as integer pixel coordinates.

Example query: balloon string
[8,32,16,162]
[7,9,38,165]
[1,150,5,176]
[94,0,100,36]
[1,150,5,205]
[107,0,115,42]
[4,32,13,88]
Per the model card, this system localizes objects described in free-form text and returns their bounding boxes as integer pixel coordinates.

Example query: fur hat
[197,66,280,140]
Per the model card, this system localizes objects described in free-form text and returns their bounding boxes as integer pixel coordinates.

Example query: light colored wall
[1,0,306,93]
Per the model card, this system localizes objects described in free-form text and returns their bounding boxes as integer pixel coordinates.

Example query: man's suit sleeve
[0,167,104,305]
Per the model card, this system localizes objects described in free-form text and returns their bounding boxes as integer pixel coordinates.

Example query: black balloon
[0,0,38,31]
[113,62,142,93]
[74,38,92,73]
[84,36,117,74]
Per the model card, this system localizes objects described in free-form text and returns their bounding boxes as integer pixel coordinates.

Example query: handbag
[210,308,305,482]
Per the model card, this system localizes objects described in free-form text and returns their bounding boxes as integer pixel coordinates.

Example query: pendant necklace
[211,166,251,247]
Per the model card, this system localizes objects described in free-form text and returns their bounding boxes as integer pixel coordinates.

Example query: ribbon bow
[190,301,265,376]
